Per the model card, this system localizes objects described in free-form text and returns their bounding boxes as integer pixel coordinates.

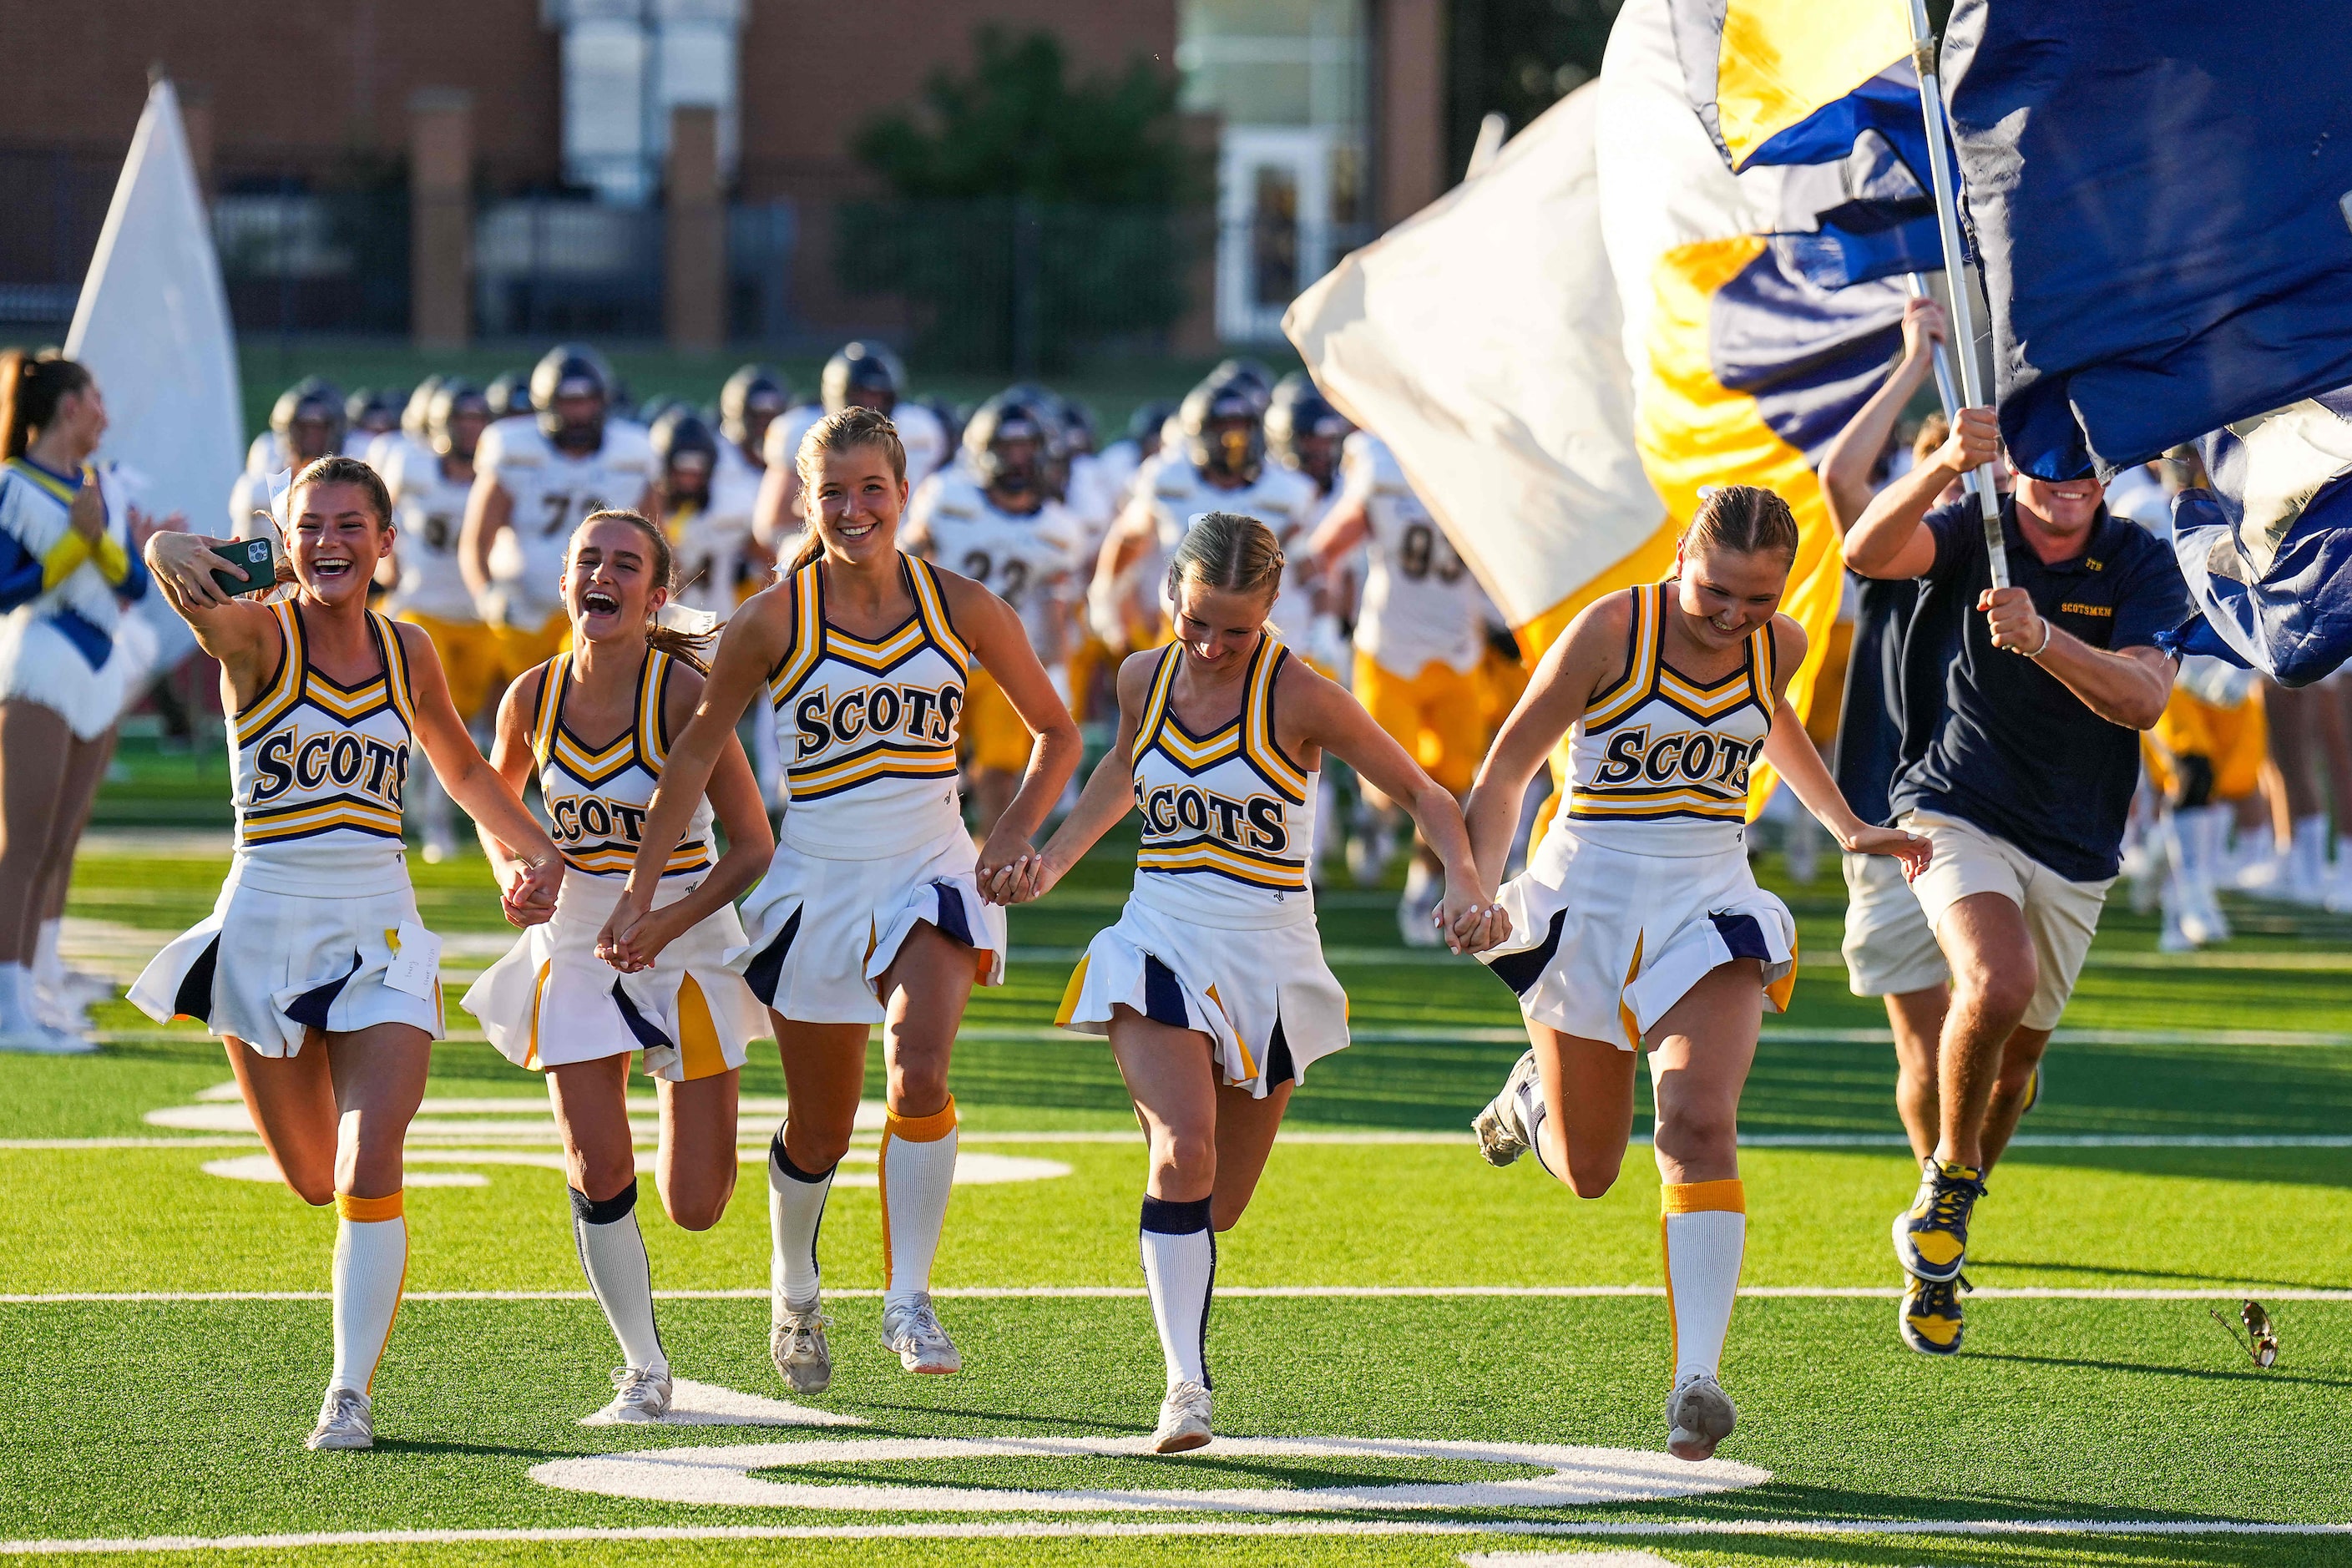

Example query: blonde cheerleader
[1462,486,1929,1462]
[463,509,772,1424]
[997,512,1504,1453]
[601,407,1079,1393]
[134,457,562,1452]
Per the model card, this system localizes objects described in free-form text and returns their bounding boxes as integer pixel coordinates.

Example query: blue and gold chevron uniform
[766,552,970,857]
[230,601,417,896]
[1129,634,1318,923]
[529,645,711,881]
[1564,581,1775,855]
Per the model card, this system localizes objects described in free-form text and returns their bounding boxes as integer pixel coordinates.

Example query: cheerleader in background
[464,508,771,1424]
[0,351,162,1051]
[134,457,562,1452]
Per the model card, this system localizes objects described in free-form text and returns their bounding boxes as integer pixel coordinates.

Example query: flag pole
[1904,273,1978,498]
[1905,0,2007,588]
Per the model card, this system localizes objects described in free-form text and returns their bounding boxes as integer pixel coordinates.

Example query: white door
[1217,127,1333,343]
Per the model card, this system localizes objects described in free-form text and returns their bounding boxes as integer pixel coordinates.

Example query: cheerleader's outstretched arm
[999,650,1157,905]
[1461,591,1628,893]
[397,622,564,922]
[1753,615,1930,878]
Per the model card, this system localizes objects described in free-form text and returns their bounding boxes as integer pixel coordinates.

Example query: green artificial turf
[3,833,2349,1565]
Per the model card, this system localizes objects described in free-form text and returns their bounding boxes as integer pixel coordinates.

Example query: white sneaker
[2157,896,2199,953]
[306,1387,373,1450]
[2183,883,2232,944]
[771,1298,833,1393]
[582,1365,672,1425]
[0,1023,96,1055]
[1665,1372,1737,1462]
[1473,1049,1542,1167]
[879,1293,961,1374]
[1398,889,1444,947]
[1151,1379,1212,1454]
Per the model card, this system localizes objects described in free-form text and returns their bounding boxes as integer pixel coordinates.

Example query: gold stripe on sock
[884,1097,959,1143]
[1661,1177,1745,1216]
[336,1190,405,1222]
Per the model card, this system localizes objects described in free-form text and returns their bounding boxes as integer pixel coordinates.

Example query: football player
[231,379,344,539]
[461,344,656,682]
[752,343,946,557]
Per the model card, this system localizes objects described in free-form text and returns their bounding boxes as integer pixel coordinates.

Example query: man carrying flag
[1844,408,2186,1354]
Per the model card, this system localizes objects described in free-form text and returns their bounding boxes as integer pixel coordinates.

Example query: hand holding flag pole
[1905,0,2006,588]
[1904,274,1980,500]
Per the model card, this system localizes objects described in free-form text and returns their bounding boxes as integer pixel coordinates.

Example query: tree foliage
[853,28,1203,207]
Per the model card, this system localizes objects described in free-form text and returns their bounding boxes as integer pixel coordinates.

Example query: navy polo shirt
[1831,573,1920,828]
[1886,495,2188,883]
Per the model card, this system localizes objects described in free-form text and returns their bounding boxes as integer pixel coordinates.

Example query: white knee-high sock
[880,1098,959,1306]
[1662,1180,1746,1385]
[1140,1194,1216,1391]
[330,1191,409,1394]
[767,1128,835,1311]
[571,1180,665,1375]
[0,964,39,1035]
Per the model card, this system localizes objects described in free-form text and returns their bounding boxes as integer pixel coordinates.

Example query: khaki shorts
[1900,810,2113,1032]
[1841,849,1949,998]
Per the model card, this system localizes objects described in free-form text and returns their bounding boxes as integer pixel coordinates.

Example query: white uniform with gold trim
[377,443,478,623]
[1478,583,1797,1049]
[727,553,1007,1023]
[1056,634,1348,1098]
[476,420,655,631]
[1341,432,1485,677]
[1130,455,1325,651]
[130,603,445,1055]
[462,648,765,1081]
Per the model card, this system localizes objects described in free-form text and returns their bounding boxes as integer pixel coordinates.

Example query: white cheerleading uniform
[1478,584,1797,1049]
[475,420,655,630]
[1057,635,1348,1098]
[0,457,152,739]
[1339,432,1485,680]
[727,553,1006,1023]
[462,648,766,1081]
[131,603,446,1054]
[376,443,478,624]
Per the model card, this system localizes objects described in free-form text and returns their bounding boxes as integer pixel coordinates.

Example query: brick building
[0,0,1446,350]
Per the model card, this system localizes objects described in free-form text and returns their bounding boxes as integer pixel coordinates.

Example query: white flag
[1284,84,1669,643]
[64,79,243,529]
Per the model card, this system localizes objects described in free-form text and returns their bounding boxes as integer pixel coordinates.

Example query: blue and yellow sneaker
[1900,1272,1971,1355]
[1891,1158,1984,1282]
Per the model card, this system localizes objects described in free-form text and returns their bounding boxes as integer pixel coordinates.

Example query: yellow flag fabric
[1712,0,1914,169]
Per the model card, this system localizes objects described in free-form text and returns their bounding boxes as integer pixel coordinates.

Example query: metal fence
[835,198,1204,372]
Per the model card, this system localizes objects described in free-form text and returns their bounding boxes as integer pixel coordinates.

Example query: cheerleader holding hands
[134,457,563,1452]
[600,407,1079,1393]
[990,511,1506,1454]
[462,509,774,1425]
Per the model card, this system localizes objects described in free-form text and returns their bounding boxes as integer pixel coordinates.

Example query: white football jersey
[910,471,1083,660]
[1134,453,1323,650]
[1063,451,1122,556]
[1339,432,1485,677]
[476,419,655,630]
[377,443,478,622]
[670,439,766,618]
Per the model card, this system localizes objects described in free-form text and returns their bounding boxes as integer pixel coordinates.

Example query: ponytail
[0,349,93,460]
[574,508,713,670]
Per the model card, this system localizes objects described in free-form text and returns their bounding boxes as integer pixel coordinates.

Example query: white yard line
[7,1284,2348,1305]
[1,1517,2346,1555]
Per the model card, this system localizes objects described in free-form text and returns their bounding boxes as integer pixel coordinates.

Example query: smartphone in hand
[209,538,277,596]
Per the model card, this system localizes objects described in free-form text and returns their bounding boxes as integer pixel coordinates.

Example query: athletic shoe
[1664,1372,1737,1462]
[2157,889,2200,952]
[0,1024,97,1055]
[1473,1049,1542,1167]
[1151,1379,1212,1454]
[1890,1158,1984,1283]
[1900,1272,1970,1356]
[2181,882,2231,945]
[583,1365,672,1424]
[879,1293,961,1374]
[1398,888,1444,948]
[305,1388,372,1450]
[771,1300,833,1394]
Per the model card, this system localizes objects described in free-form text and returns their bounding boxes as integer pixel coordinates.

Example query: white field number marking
[529,1435,1769,1513]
